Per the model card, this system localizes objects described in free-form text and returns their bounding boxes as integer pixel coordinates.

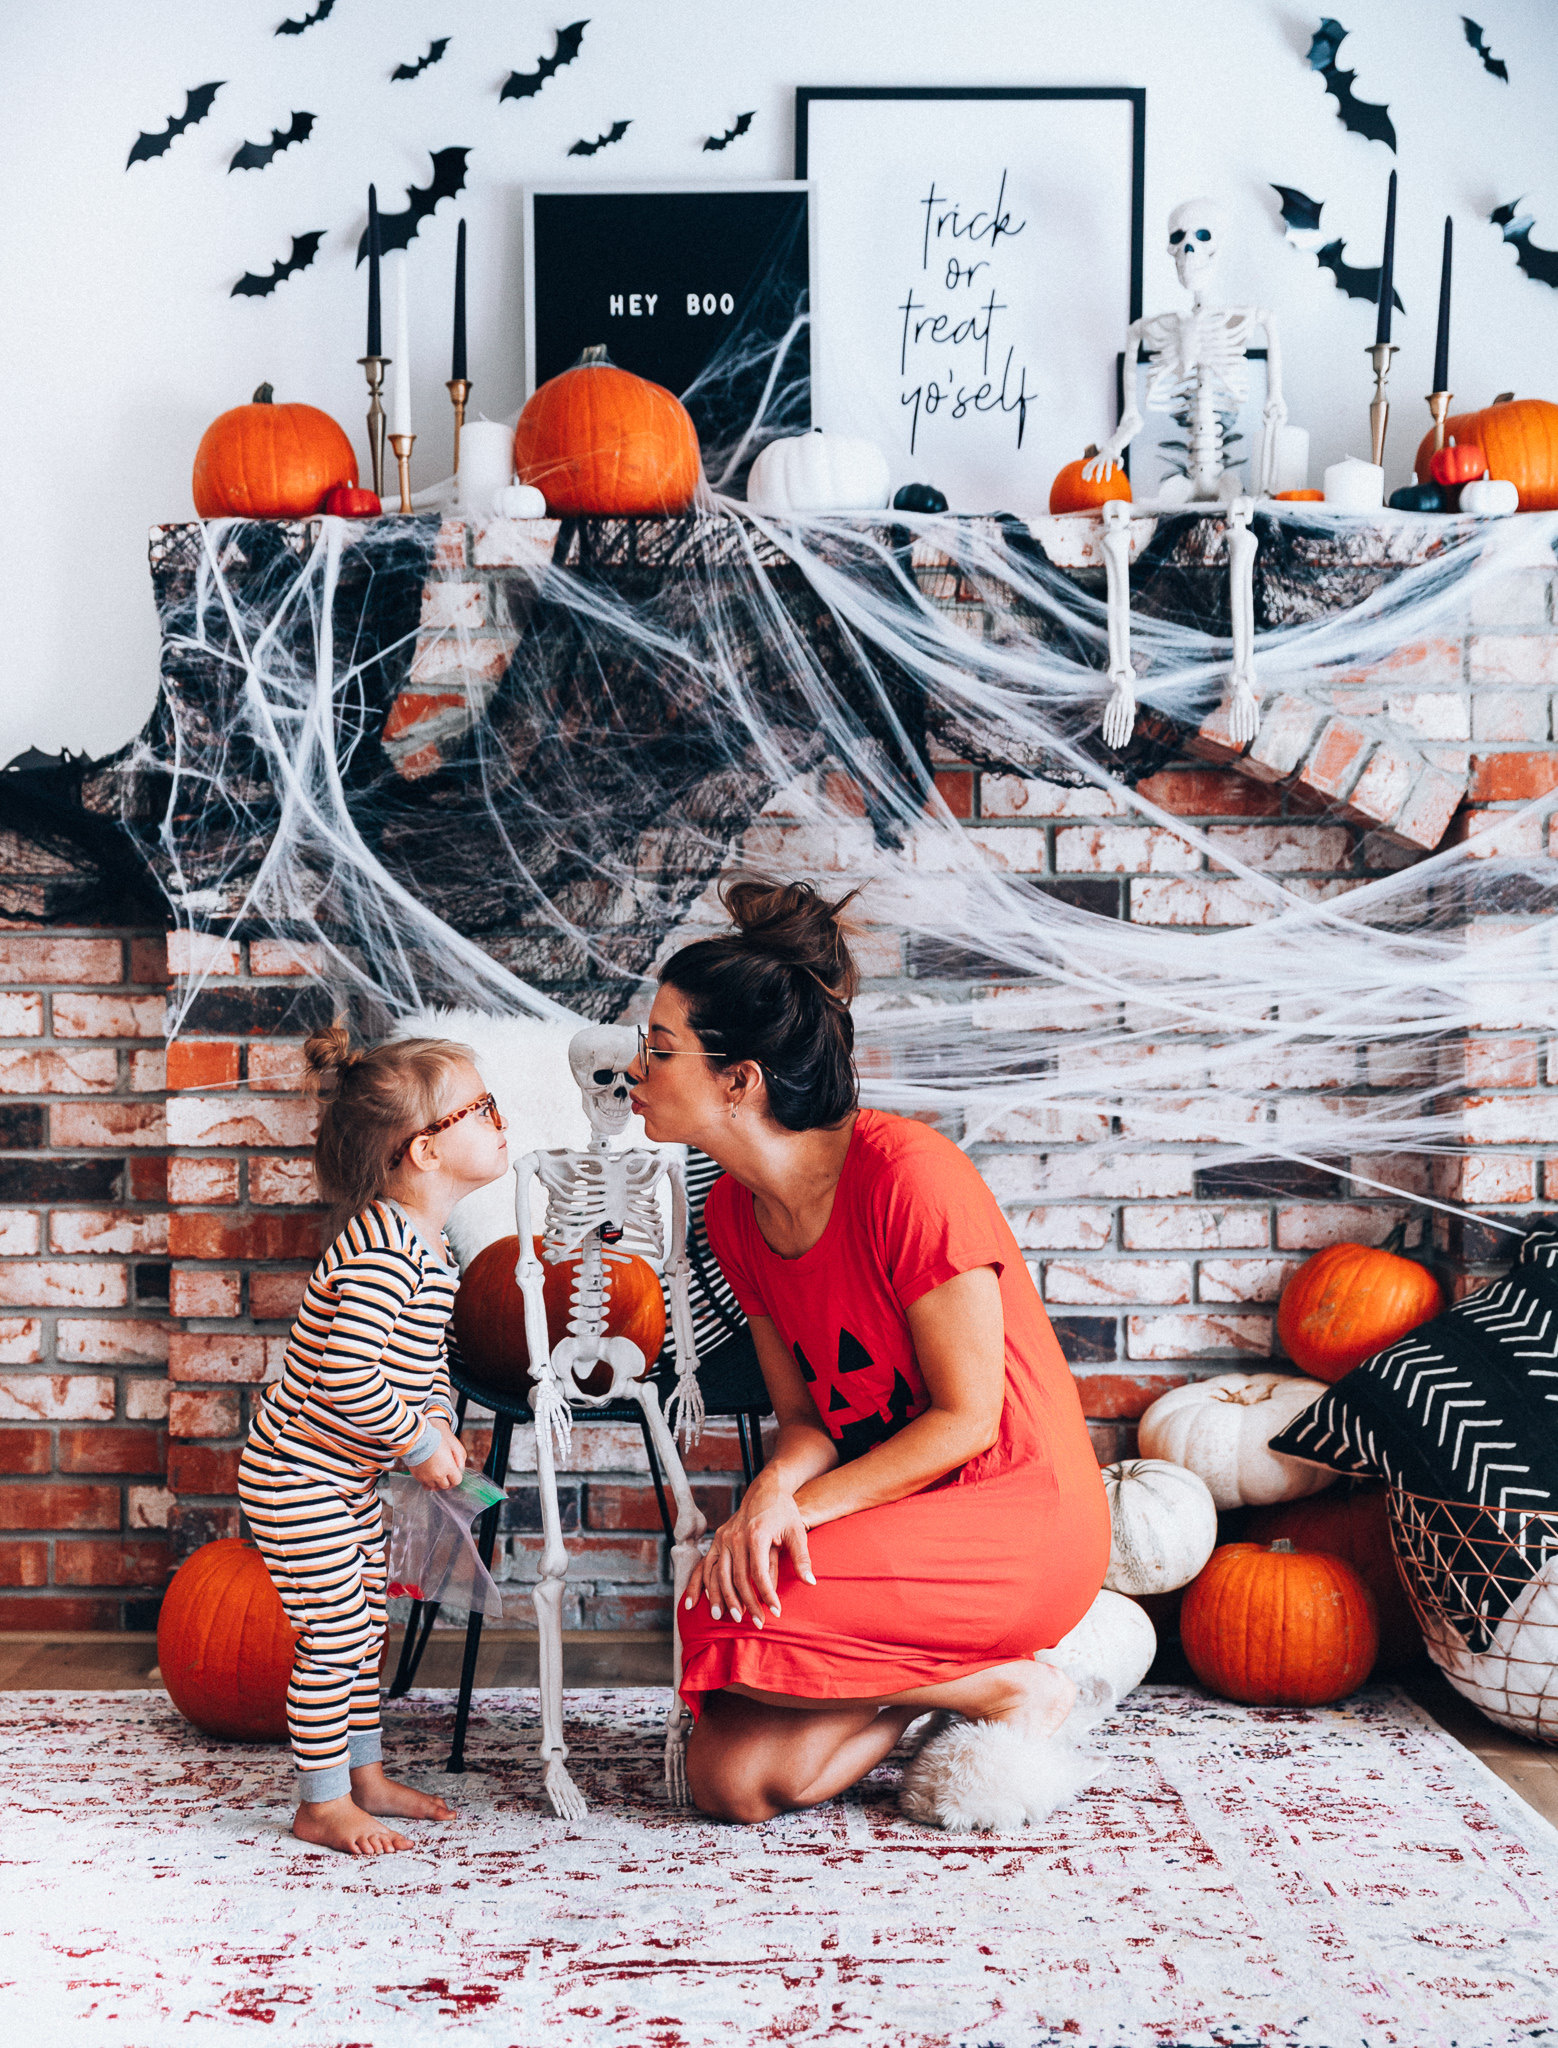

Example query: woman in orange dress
[628,881,1110,1829]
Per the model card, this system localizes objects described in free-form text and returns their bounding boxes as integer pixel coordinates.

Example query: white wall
[2,0,1555,767]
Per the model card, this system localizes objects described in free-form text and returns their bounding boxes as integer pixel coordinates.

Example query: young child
[238,1020,510,1856]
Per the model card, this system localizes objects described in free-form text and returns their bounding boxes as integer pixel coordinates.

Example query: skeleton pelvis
[552,1333,650,1401]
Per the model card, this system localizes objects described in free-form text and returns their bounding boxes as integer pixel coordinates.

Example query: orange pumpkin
[1412,396,1558,511]
[157,1538,298,1741]
[1049,445,1132,515]
[513,345,701,516]
[1180,1539,1379,1706]
[1273,488,1325,501]
[451,1232,666,1400]
[193,384,358,520]
[1276,1237,1442,1382]
[1244,1485,1421,1670]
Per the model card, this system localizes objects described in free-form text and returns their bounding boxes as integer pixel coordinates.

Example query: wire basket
[1387,1487,1558,1745]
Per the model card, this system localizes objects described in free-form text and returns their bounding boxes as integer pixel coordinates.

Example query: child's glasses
[389,1091,505,1169]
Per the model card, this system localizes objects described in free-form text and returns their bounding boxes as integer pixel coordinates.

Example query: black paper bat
[276,0,333,34]
[1306,18,1396,151]
[354,148,469,263]
[1491,201,1558,288]
[231,230,324,298]
[1272,183,1324,233]
[568,120,630,156]
[126,81,223,168]
[704,111,755,152]
[500,21,588,102]
[229,111,314,173]
[1462,17,1509,82]
[1315,236,1405,311]
[392,38,449,82]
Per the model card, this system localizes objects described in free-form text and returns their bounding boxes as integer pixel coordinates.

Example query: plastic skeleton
[513,1026,708,1817]
[1091,200,1271,750]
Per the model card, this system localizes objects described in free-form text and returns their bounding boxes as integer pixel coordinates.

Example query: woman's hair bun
[303,1019,363,1095]
[719,879,860,1003]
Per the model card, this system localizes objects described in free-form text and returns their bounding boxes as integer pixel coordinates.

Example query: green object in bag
[458,1471,506,1511]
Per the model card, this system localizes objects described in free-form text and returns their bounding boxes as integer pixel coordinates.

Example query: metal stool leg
[736,1408,766,1487]
[387,1596,441,1698]
[444,1413,513,1774]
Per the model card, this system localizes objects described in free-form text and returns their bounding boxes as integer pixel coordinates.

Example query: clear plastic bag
[380,1470,508,1624]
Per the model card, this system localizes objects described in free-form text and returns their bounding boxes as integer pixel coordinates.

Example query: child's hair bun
[303,1019,363,1095]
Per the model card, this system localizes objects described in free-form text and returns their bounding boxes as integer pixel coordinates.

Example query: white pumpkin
[1459,475,1519,517]
[1101,1458,1218,1596]
[746,429,891,515]
[1137,1372,1335,1510]
[1037,1587,1156,1717]
[492,481,548,519]
[1419,1554,1558,1742]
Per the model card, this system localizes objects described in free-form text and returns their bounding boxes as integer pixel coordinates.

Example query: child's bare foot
[293,1793,411,1856]
[350,1760,455,1821]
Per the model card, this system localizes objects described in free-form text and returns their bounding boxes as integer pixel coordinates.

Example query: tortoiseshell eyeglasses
[388,1092,505,1170]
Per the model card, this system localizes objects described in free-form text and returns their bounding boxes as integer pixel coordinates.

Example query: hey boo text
[607,293,736,316]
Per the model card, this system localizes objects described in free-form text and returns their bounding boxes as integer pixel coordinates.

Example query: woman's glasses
[389,1091,505,1169]
[634,1024,722,1069]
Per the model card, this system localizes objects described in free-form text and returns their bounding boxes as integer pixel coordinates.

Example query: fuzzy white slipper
[898,1717,1102,1833]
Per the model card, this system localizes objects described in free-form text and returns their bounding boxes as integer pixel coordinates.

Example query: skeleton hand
[1261,396,1288,429]
[529,1368,573,1462]
[665,1369,706,1452]
[1081,447,1124,483]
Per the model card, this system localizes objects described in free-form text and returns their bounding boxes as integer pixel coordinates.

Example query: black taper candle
[1375,169,1397,345]
[1432,215,1453,393]
[367,185,382,357]
[452,218,467,383]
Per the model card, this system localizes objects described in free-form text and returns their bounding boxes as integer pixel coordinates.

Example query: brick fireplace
[2,507,1554,1630]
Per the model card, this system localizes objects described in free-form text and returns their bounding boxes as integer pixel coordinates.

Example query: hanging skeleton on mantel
[1087,199,1279,748]
[514,1026,708,1819]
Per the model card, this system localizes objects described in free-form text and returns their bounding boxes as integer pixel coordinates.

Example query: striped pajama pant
[238,1444,389,1801]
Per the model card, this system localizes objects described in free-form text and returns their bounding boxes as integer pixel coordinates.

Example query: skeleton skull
[568,1025,638,1140]
[1167,198,1227,291]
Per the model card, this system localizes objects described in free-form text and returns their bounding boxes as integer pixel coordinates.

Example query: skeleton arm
[661,1153,706,1449]
[1083,318,1149,479]
[514,1151,571,1458]
[1099,499,1136,749]
[1255,307,1288,495]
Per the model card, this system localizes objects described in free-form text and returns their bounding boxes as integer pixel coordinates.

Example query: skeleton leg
[627,1381,709,1806]
[530,1397,586,1820]
[1099,499,1136,749]
[1222,497,1260,745]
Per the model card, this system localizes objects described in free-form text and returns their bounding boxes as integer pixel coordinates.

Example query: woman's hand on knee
[686,1479,816,1624]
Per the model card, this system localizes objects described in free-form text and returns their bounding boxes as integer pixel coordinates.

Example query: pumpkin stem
[252,383,275,405]
[1493,391,1515,404]
[576,346,613,368]
[1084,444,1099,459]
[1269,1538,1295,1553]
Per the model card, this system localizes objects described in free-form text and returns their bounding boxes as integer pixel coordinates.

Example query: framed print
[796,87,1144,520]
[525,183,811,475]
[1115,350,1269,495]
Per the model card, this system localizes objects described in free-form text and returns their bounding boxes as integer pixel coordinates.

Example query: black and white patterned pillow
[1269,1219,1558,1646]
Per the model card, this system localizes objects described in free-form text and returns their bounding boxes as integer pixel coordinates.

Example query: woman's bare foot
[976,1660,1077,1742]
[293,1793,411,1856]
[349,1761,455,1821]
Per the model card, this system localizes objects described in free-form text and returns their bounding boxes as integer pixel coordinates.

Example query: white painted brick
[1198,1257,1296,1304]
[128,1486,176,1529]
[0,1373,116,1421]
[982,1152,1197,1202]
[1044,1259,1192,1306]
[126,1378,171,1420]
[961,826,1047,873]
[1275,1204,1410,1250]
[0,1214,40,1257]
[980,775,1129,820]
[1006,1205,1115,1251]
[1123,1205,1269,1250]
[972,1104,1112,1143]
[1054,826,1201,874]
[1384,692,1471,739]
[1126,1313,1272,1360]
[1205,825,1351,873]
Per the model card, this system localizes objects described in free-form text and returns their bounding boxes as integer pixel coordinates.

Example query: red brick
[505,1533,662,1581]
[585,1481,736,1532]
[1086,1421,1132,1465]
[168,1389,242,1438]
[1135,769,1281,817]
[0,1262,128,1310]
[0,1482,120,1530]
[49,1209,168,1255]
[1071,1371,1191,1420]
[249,1271,308,1321]
[1468,752,1558,802]
[58,1426,165,1475]
[0,1429,50,1474]
[167,1157,239,1203]
[0,1594,120,1628]
[0,936,122,985]
[1294,719,1373,802]
[680,1423,752,1473]
[55,1319,172,1365]
[169,1268,242,1317]
[167,1039,240,1090]
[933,770,973,818]
[126,1378,170,1421]
[0,1539,47,1586]
[130,1155,170,1202]
[168,1213,324,1261]
[1338,741,1417,827]
[577,1590,674,1630]
[130,934,167,985]
[1242,696,1326,780]
[55,1537,170,1587]
[169,1332,283,1384]
[50,1101,166,1148]
[167,1443,243,1494]
[51,993,165,1039]
[248,1043,308,1091]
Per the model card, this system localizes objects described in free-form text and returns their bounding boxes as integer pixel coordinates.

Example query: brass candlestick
[388,431,416,515]
[1426,390,1452,456]
[1366,341,1399,471]
[358,355,390,499]
[446,378,471,476]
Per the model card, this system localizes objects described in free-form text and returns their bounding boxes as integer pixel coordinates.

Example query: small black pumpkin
[1388,481,1446,513]
[892,481,949,514]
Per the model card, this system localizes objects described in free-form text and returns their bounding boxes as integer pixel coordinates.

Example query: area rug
[2,1685,1557,2048]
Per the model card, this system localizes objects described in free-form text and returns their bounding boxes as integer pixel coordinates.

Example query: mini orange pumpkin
[513,345,701,516]
[157,1538,298,1741]
[1244,1485,1421,1670]
[1180,1539,1379,1706]
[1413,396,1558,511]
[192,383,358,519]
[451,1233,667,1400]
[1276,1235,1443,1382]
[1049,445,1132,515]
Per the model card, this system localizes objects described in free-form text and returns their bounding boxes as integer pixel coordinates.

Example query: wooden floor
[3,1632,1555,1827]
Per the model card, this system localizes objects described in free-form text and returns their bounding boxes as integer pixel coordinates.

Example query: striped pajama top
[247,1197,462,1488]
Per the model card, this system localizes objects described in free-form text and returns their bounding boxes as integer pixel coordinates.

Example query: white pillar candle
[1272,424,1311,494]
[1323,455,1384,511]
[458,419,516,515]
[391,254,411,437]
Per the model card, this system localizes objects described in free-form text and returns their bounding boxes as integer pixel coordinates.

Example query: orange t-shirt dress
[677,1108,1110,1715]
